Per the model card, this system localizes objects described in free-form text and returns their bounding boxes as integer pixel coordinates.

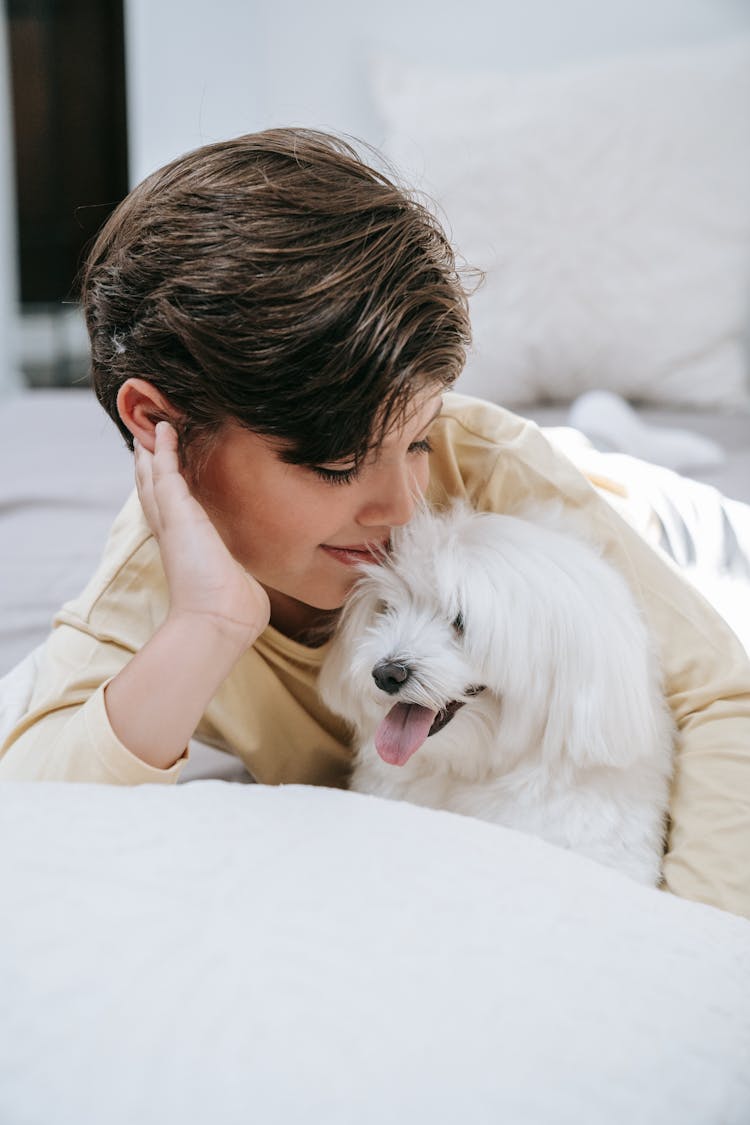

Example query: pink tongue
[374,702,438,766]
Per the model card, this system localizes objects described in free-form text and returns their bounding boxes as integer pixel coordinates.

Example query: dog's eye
[452,612,465,635]
[376,599,390,617]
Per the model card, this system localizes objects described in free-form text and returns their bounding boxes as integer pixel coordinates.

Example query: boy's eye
[311,464,359,486]
[310,434,433,486]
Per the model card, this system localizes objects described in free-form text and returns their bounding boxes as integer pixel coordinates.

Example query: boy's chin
[309,573,362,610]
[264,583,348,632]
[307,589,351,612]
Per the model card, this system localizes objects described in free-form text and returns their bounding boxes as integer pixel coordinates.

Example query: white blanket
[0,781,748,1124]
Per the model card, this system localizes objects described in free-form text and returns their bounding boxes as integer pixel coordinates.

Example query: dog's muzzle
[372,660,411,695]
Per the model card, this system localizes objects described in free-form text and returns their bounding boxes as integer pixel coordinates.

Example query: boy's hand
[134,421,271,648]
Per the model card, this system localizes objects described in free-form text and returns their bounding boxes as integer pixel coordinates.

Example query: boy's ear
[116,378,180,453]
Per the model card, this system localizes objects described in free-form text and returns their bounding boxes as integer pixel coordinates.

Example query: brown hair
[80,127,476,474]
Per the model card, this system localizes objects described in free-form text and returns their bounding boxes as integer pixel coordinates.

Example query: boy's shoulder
[438,391,531,447]
[429,392,542,507]
[430,391,599,513]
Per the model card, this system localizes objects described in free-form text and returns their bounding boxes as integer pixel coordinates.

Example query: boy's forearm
[103,614,254,770]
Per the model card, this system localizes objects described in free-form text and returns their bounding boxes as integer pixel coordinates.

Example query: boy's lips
[320,541,389,566]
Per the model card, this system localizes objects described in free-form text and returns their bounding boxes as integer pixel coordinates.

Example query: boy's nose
[372,660,411,694]
[359,473,421,530]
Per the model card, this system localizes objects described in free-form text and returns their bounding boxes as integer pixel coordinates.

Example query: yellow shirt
[2,393,750,917]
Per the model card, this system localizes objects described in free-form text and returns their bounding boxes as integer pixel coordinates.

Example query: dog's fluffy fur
[319,501,675,885]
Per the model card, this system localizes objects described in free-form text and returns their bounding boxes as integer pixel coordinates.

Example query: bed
[2,34,750,1125]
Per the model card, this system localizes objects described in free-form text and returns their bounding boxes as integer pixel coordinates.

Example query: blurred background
[0,0,749,392]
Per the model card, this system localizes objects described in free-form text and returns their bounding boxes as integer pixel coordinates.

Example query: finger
[151,421,186,495]
[151,421,196,528]
[152,420,181,471]
[133,437,161,535]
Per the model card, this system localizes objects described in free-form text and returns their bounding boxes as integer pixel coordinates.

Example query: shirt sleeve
[0,620,188,784]
[438,403,750,919]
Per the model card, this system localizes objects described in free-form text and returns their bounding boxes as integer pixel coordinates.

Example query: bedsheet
[0,780,748,1124]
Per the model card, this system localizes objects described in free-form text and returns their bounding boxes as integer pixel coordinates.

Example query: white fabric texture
[371,39,750,409]
[540,427,750,653]
[0,781,748,1125]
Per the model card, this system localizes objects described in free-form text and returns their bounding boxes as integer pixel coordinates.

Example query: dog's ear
[539,588,673,772]
[552,667,668,771]
[468,511,673,772]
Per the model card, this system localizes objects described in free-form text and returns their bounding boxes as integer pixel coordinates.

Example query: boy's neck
[266,588,339,647]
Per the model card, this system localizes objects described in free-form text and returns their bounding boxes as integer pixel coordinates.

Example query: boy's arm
[0,614,252,782]
[0,625,185,783]
[103,612,252,771]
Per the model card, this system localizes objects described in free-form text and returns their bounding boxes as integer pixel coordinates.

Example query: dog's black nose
[372,661,411,694]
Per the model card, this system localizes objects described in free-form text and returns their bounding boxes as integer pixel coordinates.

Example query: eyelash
[311,437,434,486]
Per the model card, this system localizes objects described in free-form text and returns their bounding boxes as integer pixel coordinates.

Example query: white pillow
[1,781,748,1123]
[371,40,750,409]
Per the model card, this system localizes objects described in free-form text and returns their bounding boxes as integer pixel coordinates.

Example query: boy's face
[191,389,443,635]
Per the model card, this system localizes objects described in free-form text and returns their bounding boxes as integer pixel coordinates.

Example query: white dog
[319,500,675,885]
